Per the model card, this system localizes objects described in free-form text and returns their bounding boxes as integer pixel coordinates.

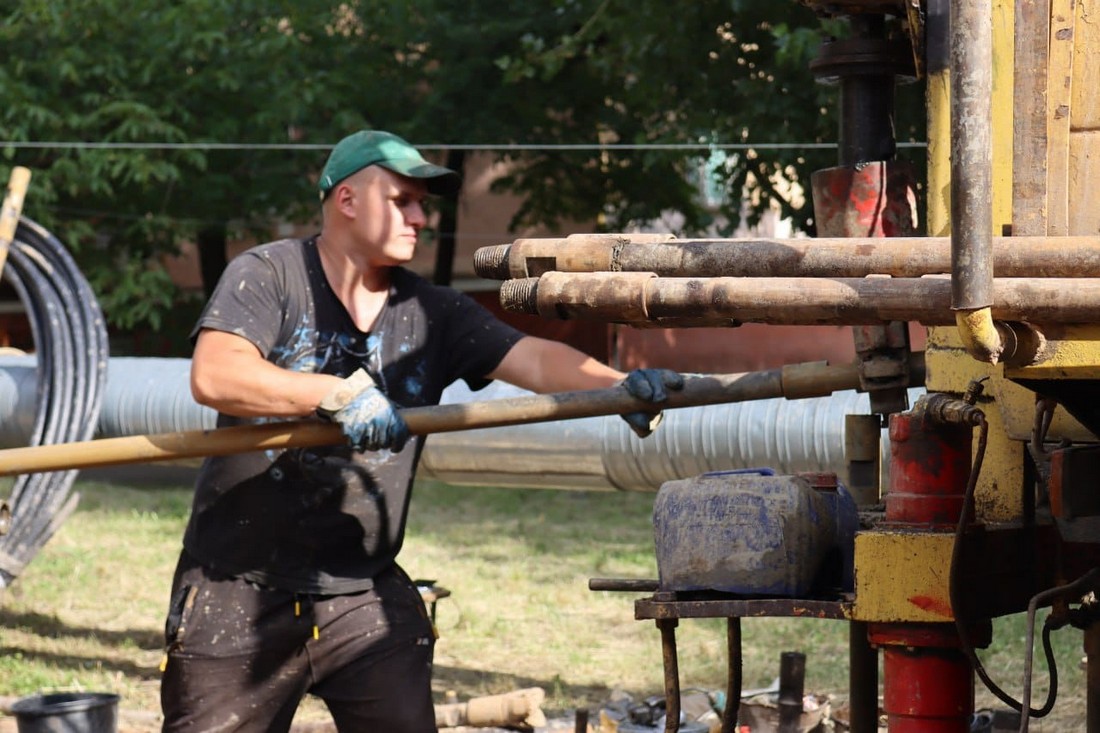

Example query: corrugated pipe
[950,0,1005,363]
[0,217,109,589]
[423,380,922,492]
[0,357,920,493]
[0,357,216,449]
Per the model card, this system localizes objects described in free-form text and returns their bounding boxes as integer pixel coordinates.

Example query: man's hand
[316,369,410,452]
[620,368,684,438]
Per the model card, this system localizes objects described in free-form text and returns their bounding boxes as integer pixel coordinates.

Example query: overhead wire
[9,137,926,234]
[0,216,108,588]
[0,140,928,151]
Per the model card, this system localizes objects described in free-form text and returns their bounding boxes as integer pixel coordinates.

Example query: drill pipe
[473,234,1100,280]
[950,0,1002,364]
[0,360,898,477]
[499,271,1100,326]
[950,0,994,311]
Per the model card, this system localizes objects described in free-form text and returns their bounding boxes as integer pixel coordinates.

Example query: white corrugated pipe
[423,380,922,491]
[0,356,215,445]
[0,356,920,492]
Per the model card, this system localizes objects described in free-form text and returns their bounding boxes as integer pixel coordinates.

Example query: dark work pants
[160,552,436,733]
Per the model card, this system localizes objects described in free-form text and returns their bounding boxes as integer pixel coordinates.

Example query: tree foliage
[0,1,924,337]
[0,0,409,332]
[480,0,924,235]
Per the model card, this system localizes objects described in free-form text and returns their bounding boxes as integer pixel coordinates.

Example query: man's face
[346,166,429,266]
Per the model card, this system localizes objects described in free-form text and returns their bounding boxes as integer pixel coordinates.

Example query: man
[160,129,682,732]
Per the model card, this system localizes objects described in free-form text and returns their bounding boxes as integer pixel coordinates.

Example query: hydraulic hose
[0,216,108,588]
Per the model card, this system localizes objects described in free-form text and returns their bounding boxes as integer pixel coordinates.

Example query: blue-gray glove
[620,368,684,438]
[316,369,409,452]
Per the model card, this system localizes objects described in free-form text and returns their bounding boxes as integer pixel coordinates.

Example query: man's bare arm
[191,329,344,418]
[486,336,625,394]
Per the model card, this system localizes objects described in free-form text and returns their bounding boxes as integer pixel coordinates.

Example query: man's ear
[332,182,359,218]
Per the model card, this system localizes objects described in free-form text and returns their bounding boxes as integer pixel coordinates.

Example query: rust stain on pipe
[475,235,1100,279]
[511,272,1100,326]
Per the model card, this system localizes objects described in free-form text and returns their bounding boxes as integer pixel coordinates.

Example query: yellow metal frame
[852,531,956,622]
[863,0,1100,622]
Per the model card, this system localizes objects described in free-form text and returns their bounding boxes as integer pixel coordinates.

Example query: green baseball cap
[318,130,461,200]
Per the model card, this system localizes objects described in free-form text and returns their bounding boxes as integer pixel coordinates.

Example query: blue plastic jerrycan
[652,469,857,597]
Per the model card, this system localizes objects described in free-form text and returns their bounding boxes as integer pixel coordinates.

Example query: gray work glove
[316,369,410,452]
[620,368,684,438]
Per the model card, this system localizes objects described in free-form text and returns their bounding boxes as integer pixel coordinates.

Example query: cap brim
[379,160,462,196]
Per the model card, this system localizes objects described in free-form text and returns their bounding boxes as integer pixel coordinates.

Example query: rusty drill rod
[0,359,903,477]
[501,271,1100,326]
[474,233,1100,280]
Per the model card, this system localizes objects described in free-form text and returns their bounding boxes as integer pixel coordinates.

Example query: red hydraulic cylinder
[885,405,974,528]
[868,624,979,733]
[870,400,978,732]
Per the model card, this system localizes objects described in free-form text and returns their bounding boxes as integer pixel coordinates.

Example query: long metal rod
[0,363,872,477]
[0,358,925,493]
[950,0,994,311]
[658,619,681,733]
[475,235,1100,280]
[724,619,742,733]
[503,271,1100,326]
[949,0,1005,362]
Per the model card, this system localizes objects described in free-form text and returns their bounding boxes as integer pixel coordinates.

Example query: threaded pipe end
[473,244,512,280]
[499,278,540,314]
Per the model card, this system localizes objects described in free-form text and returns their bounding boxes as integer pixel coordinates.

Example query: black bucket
[10,692,119,733]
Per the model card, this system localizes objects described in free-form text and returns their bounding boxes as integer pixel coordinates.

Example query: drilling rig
[0,1,1096,731]
[474,0,1100,730]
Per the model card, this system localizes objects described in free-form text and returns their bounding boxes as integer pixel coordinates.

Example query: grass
[0,471,1091,731]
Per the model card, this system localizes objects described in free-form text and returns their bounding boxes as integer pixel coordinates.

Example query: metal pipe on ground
[500,271,1100,327]
[474,234,1100,280]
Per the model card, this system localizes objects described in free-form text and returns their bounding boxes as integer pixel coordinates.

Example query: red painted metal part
[872,403,976,731]
[811,161,919,239]
[881,646,974,732]
[885,406,974,527]
[812,160,918,416]
[868,624,976,733]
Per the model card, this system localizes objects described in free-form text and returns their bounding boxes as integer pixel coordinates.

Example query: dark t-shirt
[182,236,525,594]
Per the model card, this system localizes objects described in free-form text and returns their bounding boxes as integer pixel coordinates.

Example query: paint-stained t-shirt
[182,236,525,594]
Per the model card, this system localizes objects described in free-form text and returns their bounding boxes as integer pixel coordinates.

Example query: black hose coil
[0,216,108,588]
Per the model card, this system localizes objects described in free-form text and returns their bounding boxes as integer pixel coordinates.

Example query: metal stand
[633,592,853,733]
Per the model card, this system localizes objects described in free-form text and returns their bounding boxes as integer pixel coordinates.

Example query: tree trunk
[433,149,466,286]
[197,223,228,300]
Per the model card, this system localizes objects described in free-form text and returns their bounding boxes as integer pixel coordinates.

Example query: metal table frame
[632,592,854,733]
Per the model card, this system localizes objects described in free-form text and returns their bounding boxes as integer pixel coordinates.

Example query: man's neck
[315,233,392,331]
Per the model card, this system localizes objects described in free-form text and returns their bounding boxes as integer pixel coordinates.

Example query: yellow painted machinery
[475,1,1100,731]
